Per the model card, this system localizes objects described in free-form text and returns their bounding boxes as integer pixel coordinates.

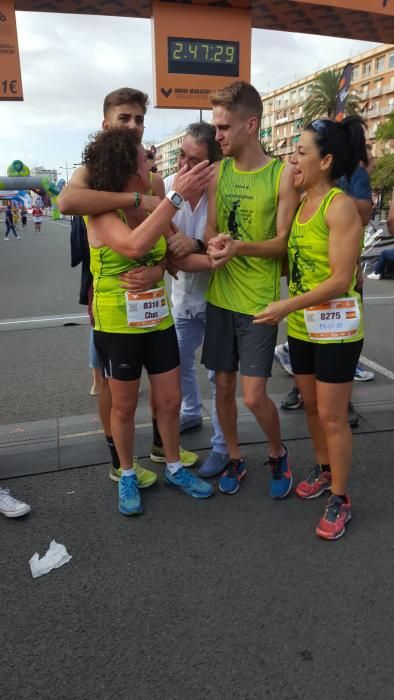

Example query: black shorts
[288,336,363,384]
[93,326,180,381]
[202,302,278,377]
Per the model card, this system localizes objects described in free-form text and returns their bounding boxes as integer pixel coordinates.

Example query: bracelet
[134,192,140,208]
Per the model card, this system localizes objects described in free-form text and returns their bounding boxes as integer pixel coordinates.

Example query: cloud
[0,10,378,176]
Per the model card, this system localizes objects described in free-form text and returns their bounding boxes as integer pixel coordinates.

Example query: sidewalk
[1,431,392,700]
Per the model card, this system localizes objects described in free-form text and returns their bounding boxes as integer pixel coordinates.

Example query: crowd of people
[1,81,390,541]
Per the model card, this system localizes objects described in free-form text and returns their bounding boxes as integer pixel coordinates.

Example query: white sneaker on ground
[0,488,31,517]
[274,342,294,376]
[367,272,381,280]
[354,364,375,382]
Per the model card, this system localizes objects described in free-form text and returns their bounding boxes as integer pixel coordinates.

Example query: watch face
[172,193,183,207]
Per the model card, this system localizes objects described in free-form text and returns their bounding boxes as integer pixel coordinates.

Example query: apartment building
[261,44,394,159]
[155,129,186,178]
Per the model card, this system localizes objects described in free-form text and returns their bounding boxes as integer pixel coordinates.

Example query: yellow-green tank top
[287,188,364,344]
[206,157,285,316]
[89,210,173,334]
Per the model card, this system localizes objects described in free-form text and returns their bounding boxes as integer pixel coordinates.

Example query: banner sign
[0,0,23,100]
[335,63,353,122]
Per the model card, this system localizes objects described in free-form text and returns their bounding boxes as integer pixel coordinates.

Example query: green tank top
[89,210,172,334]
[206,157,285,315]
[287,188,364,343]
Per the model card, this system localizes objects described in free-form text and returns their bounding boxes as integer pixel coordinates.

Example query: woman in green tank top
[255,117,369,541]
[83,128,214,516]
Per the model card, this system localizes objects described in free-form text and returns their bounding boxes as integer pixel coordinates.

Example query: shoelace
[306,464,322,484]
[224,460,241,478]
[0,489,20,508]
[120,476,137,499]
[324,497,342,522]
[264,455,283,480]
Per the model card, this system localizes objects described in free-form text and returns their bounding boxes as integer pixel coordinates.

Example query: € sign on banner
[0,0,23,100]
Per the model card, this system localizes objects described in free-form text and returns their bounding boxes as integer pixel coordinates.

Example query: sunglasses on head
[311,119,329,137]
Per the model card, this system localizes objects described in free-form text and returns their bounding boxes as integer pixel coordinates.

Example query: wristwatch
[166,190,185,210]
[194,238,206,254]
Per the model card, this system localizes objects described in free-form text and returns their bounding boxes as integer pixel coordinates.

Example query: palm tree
[302,69,362,126]
[375,112,394,141]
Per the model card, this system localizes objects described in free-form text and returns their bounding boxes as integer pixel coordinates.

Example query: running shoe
[218,458,247,495]
[267,446,293,499]
[198,450,229,478]
[110,460,157,488]
[179,415,203,433]
[280,386,303,410]
[274,342,294,376]
[316,494,352,540]
[0,488,31,518]
[118,474,143,515]
[354,364,374,381]
[164,467,213,498]
[296,464,332,499]
[367,272,381,280]
[150,445,198,467]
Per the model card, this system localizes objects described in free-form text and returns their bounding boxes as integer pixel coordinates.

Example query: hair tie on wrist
[134,192,140,208]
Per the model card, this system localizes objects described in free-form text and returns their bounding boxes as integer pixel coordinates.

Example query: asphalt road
[0,216,393,699]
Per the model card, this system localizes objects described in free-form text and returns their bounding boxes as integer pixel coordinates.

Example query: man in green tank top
[201,81,299,499]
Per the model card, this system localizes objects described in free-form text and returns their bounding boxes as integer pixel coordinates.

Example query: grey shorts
[202,302,278,377]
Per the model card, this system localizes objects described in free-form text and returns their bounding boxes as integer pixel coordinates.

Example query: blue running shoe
[118,474,143,515]
[164,467,213,499]
[266,446,293,499]
[218,459,246,495]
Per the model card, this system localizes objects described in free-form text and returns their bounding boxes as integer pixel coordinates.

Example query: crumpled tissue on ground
[29,540,72,579]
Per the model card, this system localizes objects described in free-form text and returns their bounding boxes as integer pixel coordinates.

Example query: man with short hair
[4,203,19,240]
[203,81,299,498]
[58,87,198,486]
[165,122,228,476]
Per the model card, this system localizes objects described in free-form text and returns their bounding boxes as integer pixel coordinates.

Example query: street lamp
[58,162,80,183]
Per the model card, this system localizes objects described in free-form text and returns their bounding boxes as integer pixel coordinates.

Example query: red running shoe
[316,494,352,540]
[296,464,332,499]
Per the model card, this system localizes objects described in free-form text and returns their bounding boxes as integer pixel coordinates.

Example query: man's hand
[207,233,236,267]
[166,256,179,280]
[254,300,291,325]
[140,195,162,214]
[119,264,163,293]
[167,231,197,259]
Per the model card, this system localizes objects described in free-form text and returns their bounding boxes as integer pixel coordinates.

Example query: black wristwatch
[194,239,206,254]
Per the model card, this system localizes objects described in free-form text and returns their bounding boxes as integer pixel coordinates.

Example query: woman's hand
[254,300,291,325]
[119,264,163,293]
[173,161,215,201]
[207,233,236,268]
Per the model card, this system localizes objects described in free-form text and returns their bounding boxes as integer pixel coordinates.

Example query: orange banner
[0,0,23,100]
[293,0,394,15]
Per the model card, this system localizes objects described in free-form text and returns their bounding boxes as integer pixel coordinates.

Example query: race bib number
[304,297,360,341]
[125,287,169,328]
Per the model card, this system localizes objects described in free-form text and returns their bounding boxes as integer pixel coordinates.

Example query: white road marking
[359,355,394,381]
[0,314,88,326]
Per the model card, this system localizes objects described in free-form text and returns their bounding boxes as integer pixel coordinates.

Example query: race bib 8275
[304,297,360,341]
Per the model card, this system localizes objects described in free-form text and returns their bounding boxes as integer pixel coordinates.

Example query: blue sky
[0,10,378,179]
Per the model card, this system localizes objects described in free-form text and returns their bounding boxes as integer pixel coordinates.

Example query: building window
[291,90,297,102]
[352,66,360,81]
[363,62,372,76]
[361,83,369,94]
[298,87,304,100]
[389,54,394,70]
[375,57,385,73]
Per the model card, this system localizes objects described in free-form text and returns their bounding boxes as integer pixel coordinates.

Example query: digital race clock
[168,37,240,77]
[153,2,251,109]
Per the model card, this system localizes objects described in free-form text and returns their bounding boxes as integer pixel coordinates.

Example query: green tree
[375,113,394,141]
[371,153,394,194]
[302,69,362,126]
